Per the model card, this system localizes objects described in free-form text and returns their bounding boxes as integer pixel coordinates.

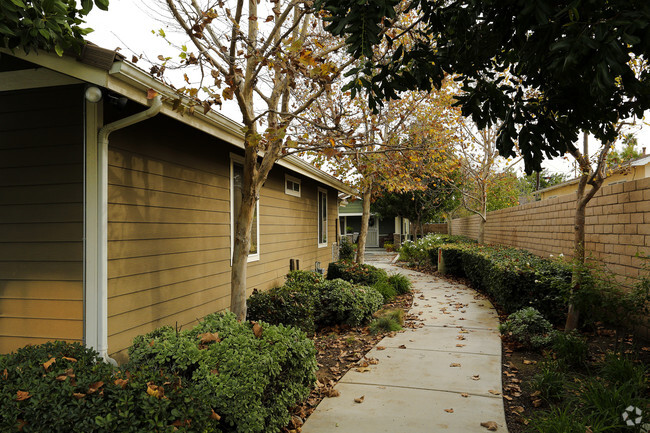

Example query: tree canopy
[0,0,109,56]
[315,0,650,173]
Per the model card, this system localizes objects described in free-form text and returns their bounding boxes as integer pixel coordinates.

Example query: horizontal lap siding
[106,112,339,361]
[0,86,84,354]
[106,114,231,361]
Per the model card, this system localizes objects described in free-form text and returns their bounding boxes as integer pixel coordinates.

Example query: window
[230,155,259,262]
[285,174,301,197]
[318,188,327,247]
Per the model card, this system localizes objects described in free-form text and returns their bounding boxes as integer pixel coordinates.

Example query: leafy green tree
[517,170,567,198]
[315,0,650,172]
[0,0,108,56]
[607,133,643,166]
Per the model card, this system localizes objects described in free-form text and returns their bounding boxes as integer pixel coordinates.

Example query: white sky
[84,1,650,179]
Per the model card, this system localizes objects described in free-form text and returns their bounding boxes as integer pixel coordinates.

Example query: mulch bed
[283,291,414,433]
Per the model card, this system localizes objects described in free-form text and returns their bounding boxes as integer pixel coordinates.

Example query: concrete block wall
[451,177,650,283]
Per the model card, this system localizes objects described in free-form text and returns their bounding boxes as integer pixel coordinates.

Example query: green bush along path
[302,252,508,433]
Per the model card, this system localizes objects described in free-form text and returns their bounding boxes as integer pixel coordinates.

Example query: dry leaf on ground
[444,408,454,413]
[354,395,365,403]
[480,421,498,431]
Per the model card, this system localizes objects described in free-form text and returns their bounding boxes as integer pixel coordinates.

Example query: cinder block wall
[451,177,650,283]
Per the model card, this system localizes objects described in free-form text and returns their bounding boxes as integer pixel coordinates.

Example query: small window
[285,175,301,197]
[230,154,259,262]
[318,188,327,247]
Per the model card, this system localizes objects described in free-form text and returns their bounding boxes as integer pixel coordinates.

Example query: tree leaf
[15,390,31,401]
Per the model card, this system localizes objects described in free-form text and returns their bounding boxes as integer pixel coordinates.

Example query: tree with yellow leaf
[152,0,354,320]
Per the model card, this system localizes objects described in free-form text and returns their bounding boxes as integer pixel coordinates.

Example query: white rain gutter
[86,94,162,365]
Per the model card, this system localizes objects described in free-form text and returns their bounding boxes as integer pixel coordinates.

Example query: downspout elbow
[94,95,162,366]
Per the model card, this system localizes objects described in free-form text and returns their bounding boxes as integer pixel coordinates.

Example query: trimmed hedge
[438,243,572,324]
[1,313,317,433]
[326,260,388,286]
[400,234,474,266]
[247,276,384,331]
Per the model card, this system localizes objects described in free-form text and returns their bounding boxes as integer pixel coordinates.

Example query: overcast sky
[84,0,649,178]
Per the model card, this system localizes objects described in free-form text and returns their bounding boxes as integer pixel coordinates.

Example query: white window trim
[230,153,260,263]
[285,174,301,197]
[318,187,328,248]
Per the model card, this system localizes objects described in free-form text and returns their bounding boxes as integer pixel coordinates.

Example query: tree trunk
[477,216,486,244]
[356,184,372,264]
[230,189,257,321]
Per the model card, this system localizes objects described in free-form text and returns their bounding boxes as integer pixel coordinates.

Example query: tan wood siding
[0,86,84,353]
[105,111,342,360]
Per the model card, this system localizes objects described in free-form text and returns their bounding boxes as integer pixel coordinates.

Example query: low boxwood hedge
[400,234,474,266]
[326,260,388,286]
[438,243,572,324]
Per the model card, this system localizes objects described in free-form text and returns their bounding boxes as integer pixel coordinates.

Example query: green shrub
[383,241,395,252]
[400,234,472,266]
[531,360,567,402]
[499,307,554,349]
[247,286,317,334]
[128,312,317,433]
[0,341,220,433]
[326,260,388,286]
[339,237,356,261]
[372,279,397,303]
[317,279,383,327]
[284,270,325,290]
[599,353,647,391]
[549,331,588,369]
[440,243,571,323]
[369,308,404,334]
[388,273,412,294]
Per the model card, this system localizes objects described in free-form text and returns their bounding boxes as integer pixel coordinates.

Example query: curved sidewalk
[302,258,508,432]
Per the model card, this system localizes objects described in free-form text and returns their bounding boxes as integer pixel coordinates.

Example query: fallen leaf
[532,398,542,407]
[461,393,469,398]
[503,395,513,401]
[355,367,371,373]
[511,406,524,414]
[2,369,7,380]
[444,408,454,413]
[523,359,536,365]
[198,332,221,345]
[354,395,365,403]
[55,374,68,381]
[488,389,501,395]
[87,381,104,394]
[73,393,85,399]
[43,357,56,371]
[376,346,386,351]
[480,421,498,431]
[530,390,541,398]
[398,345,407,349]
[449,363,461,367]
[147,88,158,100]
[114,378,129,389]
[324,388,340,398]
[472,375,480,380]
[62,356,77,363]
[252,322,263,338]
[15,391,31,401]
[456,344,466,347]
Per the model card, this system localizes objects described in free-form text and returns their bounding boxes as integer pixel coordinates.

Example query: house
[538,154,650,200]
[0,45,354,363]
[338,198,411,247]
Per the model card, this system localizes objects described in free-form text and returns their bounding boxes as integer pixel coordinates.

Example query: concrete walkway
[302,253,508,432]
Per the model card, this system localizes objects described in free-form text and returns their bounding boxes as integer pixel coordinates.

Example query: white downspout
[87,94,162,365]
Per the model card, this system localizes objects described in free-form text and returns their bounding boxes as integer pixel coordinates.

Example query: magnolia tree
[151,0,358,320]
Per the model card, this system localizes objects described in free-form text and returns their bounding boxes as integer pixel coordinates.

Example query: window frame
[230,153,260,263]
[284,174,301,197]
[317,187,328,248]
